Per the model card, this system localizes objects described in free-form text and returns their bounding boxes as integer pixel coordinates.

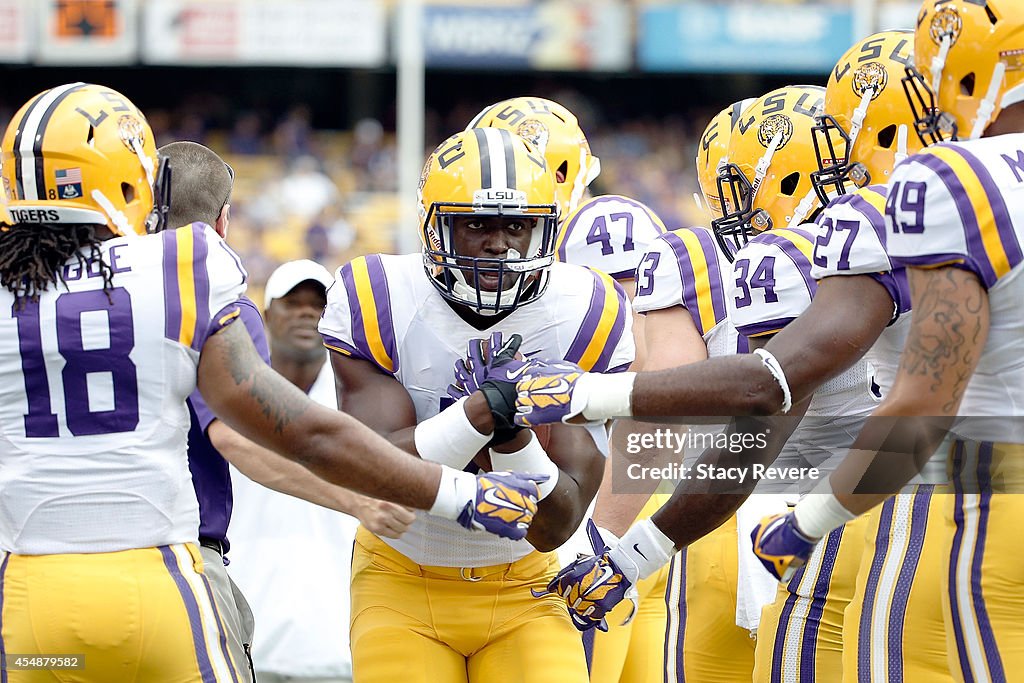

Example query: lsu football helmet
[904,0,1024,142]
[1,83,169,236]
[696,98,757,220]
[467,96,600,221]
[713,85,832,258]
[812,30,925,203]
[418,128,559,314]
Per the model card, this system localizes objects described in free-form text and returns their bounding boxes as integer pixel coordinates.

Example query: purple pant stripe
[159,546,219,683]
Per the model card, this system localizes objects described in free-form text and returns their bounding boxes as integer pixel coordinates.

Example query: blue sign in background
[640,4,855,74]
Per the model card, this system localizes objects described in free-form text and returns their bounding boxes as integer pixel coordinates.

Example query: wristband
[414,396,492,469]
[428,465,477,520]
[753,348,792,414]
[792,482,856,540]
[490,432,559,499]
[581,372,637,421]
[607,518,677,582]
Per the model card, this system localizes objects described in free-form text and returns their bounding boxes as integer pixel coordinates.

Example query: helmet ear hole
[960,73,976,96]
[122,182,135,204]
[877,124,898,149]
[780,172,800,196]
[555,161,568,183]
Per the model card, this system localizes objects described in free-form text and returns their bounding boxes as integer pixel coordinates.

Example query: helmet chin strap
[91,189,134,237]
[846,90,874,158]
[787,189,820,228]
[969,61,1007,140]
[930,34,952,95]
[893,124,909,167]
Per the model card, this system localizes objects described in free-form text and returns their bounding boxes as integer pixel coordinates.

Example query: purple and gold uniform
[809,184,952,683]
[319,253,633,683]
[0,222,248,683]
[556,193,666,683]
[727,226,877,683]
[633,226,762,683]
[886,137,1024,683]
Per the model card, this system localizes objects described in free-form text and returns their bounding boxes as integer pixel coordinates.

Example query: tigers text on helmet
[712,85,833,259]
[0,83,170,236]
[467,96,600,221]
[418,128,559,315]
[812,30,925,203]
[904,0,1024,143]
[696,98,757,221]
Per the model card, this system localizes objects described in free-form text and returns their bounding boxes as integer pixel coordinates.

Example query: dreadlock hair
[0,221,114,307]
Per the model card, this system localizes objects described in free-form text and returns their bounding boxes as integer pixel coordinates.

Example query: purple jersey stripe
[163,230,183,342]
[735,316,797,339]
[948,441,974,680]
[565,272,610,365]
[661,232,703,333]
[771,592,801,682]
[910,155,998,287]
[690,228,727,323]
[849,195,888,249]
[868,267,912,323]
[970,443,1005,681]
[799,527,844,681]
[858,494,897,682]
[363,254,399,373]
[190,224,211,352]
[660,231,727,336]
[0,552,9,683]
[940,144,1024,269]
[197,569,241,683]
[886,486,934,683]
[159,546,218,683]
[590,279,629,372]
[338,261,377,369]
[322,333,361,357]
[218,240,248,284]
[754,232,818,301]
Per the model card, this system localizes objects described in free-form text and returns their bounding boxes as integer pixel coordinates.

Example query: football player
[755,2,1024,680]
[320,129,633,683]
[0,84,544,680]
[469,96,668,683]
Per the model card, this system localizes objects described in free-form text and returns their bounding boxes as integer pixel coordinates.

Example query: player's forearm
[210,420,370,514]
[526,470,588,551]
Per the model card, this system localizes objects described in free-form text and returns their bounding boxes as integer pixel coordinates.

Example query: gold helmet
[696,98,758,221]
[467,96,600,221]
[905,0,1024,142]
[1,83,169,235]
[418,128,559,314]
[713,85,833,258]
[812,30,925,202]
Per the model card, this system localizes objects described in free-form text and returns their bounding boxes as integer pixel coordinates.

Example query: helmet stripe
[14,82,87,201]
[480,127,508,189]
[498,128,517,189]
[473,127,492,188]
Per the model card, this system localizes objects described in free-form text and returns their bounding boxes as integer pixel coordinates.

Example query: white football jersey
[727,227,878,486]
[886,136,1024,443]
[556,194,666,280]
[319,253,634,567]
[809,184,912,395]
[0,223,247,554]
[633,227,747,358]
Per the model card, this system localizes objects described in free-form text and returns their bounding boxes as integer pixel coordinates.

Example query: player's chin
[475,272,522,292]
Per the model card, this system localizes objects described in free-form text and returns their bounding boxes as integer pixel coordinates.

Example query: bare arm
[197,321,442,510]
[630,275,894,417]
[593,306,708,535]
[526,422,606,550]
[831,266,989,514]
[208,419,414,538]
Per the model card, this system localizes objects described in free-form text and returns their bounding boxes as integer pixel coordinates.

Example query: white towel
[734,495,789,634]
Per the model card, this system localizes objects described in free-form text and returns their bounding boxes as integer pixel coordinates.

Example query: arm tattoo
[220,322,306,434]
[899,268,986,414]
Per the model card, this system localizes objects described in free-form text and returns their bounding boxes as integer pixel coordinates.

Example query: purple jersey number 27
[14,288,139,438]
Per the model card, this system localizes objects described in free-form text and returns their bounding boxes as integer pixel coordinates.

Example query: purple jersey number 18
[15,288,140,438]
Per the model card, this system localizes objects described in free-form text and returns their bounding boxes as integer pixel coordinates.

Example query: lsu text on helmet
[467,96,600,221]
[812,30,925,203]
[712,85,832,258]
[696,98,758,221]
[418,128,559,314]
[1,83,170,236]
[904,0,1024,143]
